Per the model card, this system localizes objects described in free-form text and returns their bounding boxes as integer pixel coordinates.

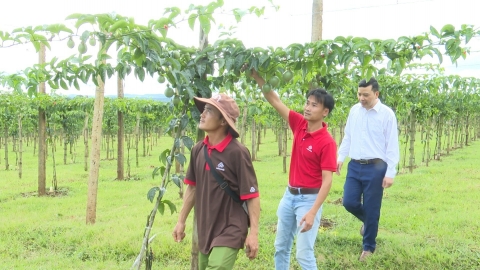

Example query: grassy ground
[0,130,479,270]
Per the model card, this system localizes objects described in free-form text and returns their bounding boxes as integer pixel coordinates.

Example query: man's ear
[323,108,329,117]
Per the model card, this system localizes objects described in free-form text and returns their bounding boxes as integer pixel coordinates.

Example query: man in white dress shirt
[336,78,399,261]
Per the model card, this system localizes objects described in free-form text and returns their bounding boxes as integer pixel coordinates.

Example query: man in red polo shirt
[172,93,260,270]
[252,70,337,270]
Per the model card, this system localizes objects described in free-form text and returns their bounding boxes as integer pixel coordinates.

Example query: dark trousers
[343,160,387,252]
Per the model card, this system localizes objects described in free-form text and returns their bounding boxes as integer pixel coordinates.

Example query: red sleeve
[288,110,303,132]
[235,143,260,200]
[321,140,338,172]
[240,192,259,200]
[184,178,196,186]
[184,143,202,186]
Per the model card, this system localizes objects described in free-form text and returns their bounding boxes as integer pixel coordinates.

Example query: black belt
[288,187,320,195]
[351,158,383,165]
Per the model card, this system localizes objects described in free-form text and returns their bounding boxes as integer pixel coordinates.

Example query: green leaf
[180,113,189,130]
[163,200,177,214]
[430,26,441,38]
[32,41,40,52]
[157,202,165,215]
[253,6,265,17]
[217,58,225,70]
[431,47,443,64]
[175,153,187,166]
[159,187,166,199]
[74,16,96,29]
[232,9,247,23]
[73,79,80,90]
[48,80,58,89]
[386,52,400,60]
[196,61,207,77]
[106,66,114,79]
[342,52,354,68]
[135,67,145,81]
[174,138,181,149]
[366,67,373,81]
[147,187,160,203]
[159,28,167,38]
[188,14,197,30]
[465,31,473,44]
[334,36,346,43]
[395,60,403,76]
[445,39,457,52]
[181,136,194,151]
[152,167,160,179]
[123,35,130,46]
[225,58,234,71]
[65,13,83,20]
[185,86,195,100]
[234,53,245,70]
[441,24,455,36]
[159,149,170,165]
[198,14,211,35]
[167,58,181,71]
[60,79,68,90]
[259,53,269,67]
[397,36,412,43]
[171,175,181,188]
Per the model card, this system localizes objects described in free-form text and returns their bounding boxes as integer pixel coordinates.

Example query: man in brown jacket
[172,93,260,269]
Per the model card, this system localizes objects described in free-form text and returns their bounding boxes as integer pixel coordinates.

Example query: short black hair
[306,88,335,114]
[358,78,380,92]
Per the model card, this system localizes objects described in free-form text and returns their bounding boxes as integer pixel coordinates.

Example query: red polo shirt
[289,110,337,188]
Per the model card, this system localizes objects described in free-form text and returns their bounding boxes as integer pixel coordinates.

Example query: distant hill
[66,93,169,102]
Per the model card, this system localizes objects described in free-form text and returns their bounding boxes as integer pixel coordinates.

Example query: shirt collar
[302,122,328,138]
[372,99,382,112]
[360,99,382,112]
[203,132,233,152]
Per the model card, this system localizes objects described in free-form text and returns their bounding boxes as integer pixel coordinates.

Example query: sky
[0,0,479,96]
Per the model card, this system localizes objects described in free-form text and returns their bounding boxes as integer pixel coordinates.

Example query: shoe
[359,250,372,261]
[360,224,364,236]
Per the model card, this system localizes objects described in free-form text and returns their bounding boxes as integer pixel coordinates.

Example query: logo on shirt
[216,162,225,171]
[250,187,256,193]
[306,145,313,152]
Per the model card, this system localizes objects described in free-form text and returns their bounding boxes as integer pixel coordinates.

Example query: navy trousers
[343,160,387,252]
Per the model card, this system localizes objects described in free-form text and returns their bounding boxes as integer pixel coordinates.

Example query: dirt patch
[124,176,142,181]
[20,187,69,198]
[268,223,277,233]
[320,217,336,229]
[331,197,343,205]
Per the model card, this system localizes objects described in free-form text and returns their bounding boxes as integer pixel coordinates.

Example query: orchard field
[0,127,479,269]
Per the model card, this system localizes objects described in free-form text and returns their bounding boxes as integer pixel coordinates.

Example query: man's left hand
[383,177,394,188]
[244,234,259,260]
[299,211,315,232]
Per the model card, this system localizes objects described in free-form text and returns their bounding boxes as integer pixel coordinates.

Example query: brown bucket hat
[194,93,240,138]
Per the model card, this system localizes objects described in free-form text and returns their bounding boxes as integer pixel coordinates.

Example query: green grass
[0,130,479,270]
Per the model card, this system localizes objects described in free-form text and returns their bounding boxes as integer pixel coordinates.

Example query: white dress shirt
[337,99,400,178]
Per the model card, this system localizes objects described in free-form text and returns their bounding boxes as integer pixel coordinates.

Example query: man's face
[199,104,225,133]
[357,85,379,110]
[303,95,329,122]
